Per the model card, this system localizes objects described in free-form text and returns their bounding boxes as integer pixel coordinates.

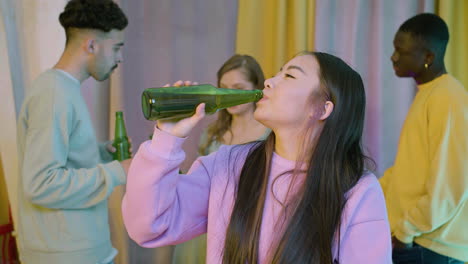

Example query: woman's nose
[264,78,272,89]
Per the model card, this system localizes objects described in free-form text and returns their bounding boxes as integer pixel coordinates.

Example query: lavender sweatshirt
[122,128,392,263]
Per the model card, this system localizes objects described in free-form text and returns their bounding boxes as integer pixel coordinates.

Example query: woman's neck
[273,124,320,161]
[273,129,303,161]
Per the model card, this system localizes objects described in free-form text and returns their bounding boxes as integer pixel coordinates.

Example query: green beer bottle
[141,84,263,120]
[112,111,131,161]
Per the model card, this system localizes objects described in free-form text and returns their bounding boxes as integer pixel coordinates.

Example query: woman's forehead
[285,55,319,76]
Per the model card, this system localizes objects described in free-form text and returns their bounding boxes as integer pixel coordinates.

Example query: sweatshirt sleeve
[122,127,211,247]
[338,176,392,264]
[21,90,126,209]
[99,140,114,163]
[394,88,468,243]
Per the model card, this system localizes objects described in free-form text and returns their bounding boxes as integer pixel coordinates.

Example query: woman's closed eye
[284,73,296,79]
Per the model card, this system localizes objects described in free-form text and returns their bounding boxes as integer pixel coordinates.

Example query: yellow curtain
[436,1,468,89]
[235,0,315,78]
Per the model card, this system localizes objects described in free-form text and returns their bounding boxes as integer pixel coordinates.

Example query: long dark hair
[222,52,370,263]
[199,54,265,155]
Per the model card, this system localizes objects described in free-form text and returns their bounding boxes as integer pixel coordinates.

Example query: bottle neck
[216,89,263,109]
[114,115,128,138]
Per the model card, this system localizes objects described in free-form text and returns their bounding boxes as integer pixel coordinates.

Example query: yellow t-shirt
[380,74,468,261]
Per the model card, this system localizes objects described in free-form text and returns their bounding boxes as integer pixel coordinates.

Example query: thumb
[107,144,116,153]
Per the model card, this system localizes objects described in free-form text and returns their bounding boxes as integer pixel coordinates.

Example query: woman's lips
[258,95,268,103]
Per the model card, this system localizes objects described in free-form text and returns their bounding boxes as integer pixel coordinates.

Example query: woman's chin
[253,109,266,122]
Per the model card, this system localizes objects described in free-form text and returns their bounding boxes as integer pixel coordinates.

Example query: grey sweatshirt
[16,69,126,264]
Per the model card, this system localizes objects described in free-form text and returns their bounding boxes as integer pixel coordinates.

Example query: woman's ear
[319,101,334,120]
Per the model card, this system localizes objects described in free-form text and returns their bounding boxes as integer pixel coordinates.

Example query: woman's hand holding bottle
[156,80,206,138]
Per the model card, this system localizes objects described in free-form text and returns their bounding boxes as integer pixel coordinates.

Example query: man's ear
[318,101,334,121]
[85,39,96,54]
[425,50,435,67]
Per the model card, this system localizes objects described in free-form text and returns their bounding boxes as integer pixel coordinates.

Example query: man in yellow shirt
[380,13,468,264]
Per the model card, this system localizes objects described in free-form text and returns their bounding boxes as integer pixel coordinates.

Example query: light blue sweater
[16,69,126,264]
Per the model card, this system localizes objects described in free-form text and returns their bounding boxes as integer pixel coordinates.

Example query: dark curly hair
[59,0,128,41]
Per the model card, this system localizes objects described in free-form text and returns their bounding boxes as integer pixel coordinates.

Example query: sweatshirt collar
[53,69,81,86]
[417,73,448,91]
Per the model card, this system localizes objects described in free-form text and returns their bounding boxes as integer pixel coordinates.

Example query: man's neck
[53,48,90,83]
[414,64,447,85]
